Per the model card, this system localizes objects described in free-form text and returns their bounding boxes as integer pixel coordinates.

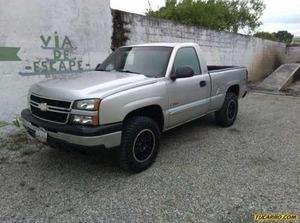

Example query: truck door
[167,47,211,128]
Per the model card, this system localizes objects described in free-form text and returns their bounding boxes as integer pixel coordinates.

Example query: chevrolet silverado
[21,43,248,172]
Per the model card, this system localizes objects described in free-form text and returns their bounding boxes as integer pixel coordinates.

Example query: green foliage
[254,30,294,44]
[0,117,23,129]
[291,37,300,46]
[12,117,23,128]
[254,32,276,41]
[147,0,265,33]
[273,31,294,44]
[0,121,10,128]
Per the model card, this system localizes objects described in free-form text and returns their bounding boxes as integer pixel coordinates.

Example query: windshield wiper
[117,69,141,74]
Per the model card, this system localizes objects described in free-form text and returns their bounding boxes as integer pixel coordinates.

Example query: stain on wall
[285,46,300,63]
[111,10,130,50]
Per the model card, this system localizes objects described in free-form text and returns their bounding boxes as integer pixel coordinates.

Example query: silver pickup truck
[21,43,247,172]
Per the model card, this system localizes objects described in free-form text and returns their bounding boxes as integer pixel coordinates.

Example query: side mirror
[171,66,194,80]
[95,64,102,71]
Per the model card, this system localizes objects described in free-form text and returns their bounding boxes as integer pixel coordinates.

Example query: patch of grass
[12,117,23,128]
[0,117,23,129]
[0,121,10,128]
[0,130,31,151]
[11,131,30,144]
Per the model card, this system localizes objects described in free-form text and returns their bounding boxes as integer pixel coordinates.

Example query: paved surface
[285,79,300,96]
[0,93,299,223]
[258,63,300,91]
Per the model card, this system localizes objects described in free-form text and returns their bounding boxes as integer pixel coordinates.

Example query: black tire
[215,92,238,127]
[118,116,160,173]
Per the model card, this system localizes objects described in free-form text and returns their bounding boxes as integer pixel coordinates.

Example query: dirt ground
[0,92,299,223]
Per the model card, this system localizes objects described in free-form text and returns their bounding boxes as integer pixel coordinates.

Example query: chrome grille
[30,94,72,124]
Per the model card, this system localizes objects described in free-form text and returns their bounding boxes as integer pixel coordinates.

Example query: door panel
[166,47,211,129]
[167,73,211,128]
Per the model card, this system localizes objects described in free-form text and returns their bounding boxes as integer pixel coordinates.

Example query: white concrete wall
[285,46,300,63]
[0,0,112,121]
[0,4,293,122]
[117,11,287,82]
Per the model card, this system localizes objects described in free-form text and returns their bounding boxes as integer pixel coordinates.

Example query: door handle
[200,81,206,87]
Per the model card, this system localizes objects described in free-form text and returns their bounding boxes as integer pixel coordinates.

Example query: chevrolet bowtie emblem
[38,103,48,112]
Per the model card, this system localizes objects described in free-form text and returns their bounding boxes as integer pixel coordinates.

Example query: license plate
[35,128,48,143]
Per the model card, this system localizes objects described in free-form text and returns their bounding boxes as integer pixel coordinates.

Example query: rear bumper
[21,109,122,148]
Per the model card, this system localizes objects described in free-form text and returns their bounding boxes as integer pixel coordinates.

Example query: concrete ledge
[257,63,300,91]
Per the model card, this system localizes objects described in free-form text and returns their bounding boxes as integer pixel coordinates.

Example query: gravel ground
[0,92,299,223]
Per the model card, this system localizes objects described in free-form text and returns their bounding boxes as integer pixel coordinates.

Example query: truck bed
[207,65,244,73]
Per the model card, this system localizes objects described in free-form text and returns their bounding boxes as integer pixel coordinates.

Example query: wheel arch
[123,105,165,132]
[227,84,240,96]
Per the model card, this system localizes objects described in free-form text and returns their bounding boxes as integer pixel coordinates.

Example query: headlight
[73,99,100,111]
[70,115,99,126]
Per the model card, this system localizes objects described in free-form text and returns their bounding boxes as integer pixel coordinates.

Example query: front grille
[30,94,71,124]
[30,106,68,123]
[30,94,71,109]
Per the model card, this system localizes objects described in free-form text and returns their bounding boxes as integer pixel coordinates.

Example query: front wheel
[215,92,238,127]
[118,116,160,173]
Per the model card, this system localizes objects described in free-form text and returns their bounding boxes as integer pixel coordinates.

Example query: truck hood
[30,71,157,101]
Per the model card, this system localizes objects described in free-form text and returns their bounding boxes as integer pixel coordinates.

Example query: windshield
[98,46,173,77]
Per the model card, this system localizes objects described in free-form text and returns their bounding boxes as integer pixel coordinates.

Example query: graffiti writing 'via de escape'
[19,32,92,76]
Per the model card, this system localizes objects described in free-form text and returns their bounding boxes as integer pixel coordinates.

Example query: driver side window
[173,47,201,75]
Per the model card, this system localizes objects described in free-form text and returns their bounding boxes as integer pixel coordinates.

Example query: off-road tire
[118,116,160,173]
[215,92,238,127]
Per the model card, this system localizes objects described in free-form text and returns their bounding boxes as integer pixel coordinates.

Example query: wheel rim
[133,129,155,163]
[227,100,237,120]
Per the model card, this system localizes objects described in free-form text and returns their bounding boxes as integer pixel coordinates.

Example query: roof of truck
[126,43,197,48]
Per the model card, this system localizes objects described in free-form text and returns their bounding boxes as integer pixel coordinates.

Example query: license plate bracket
[35,128,48,143]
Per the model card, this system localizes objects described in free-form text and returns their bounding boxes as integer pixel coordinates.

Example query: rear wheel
[118,116,160,173]
[215,92,238,127]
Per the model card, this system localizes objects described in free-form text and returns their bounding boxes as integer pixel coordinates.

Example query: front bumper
[21,109,122,148]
